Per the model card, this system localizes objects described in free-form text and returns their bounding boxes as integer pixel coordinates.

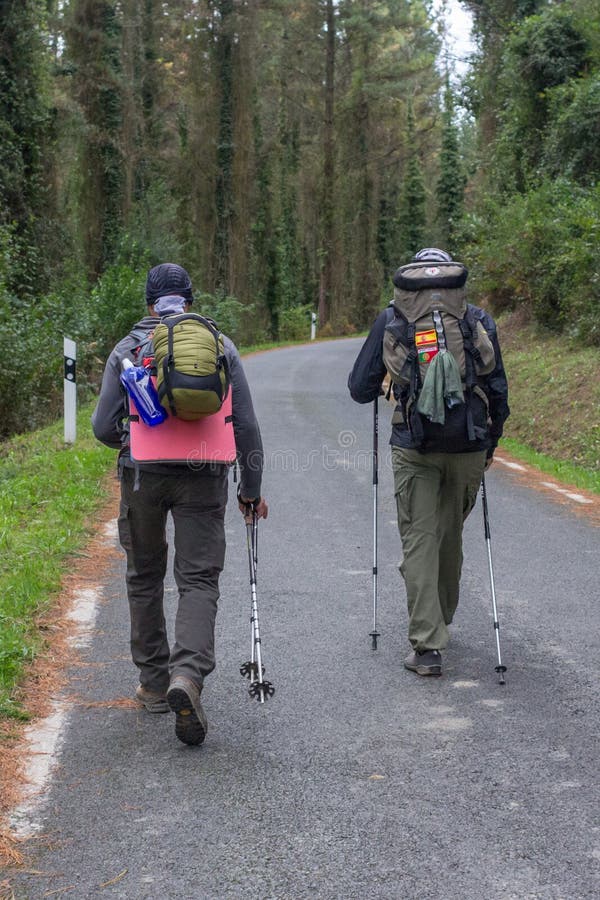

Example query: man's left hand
[238,496,269,520]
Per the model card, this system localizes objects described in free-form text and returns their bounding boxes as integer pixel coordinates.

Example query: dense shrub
[543,74,600,184]
[0,256,146,441]
[509,9,590,93]
[196,292,259,347]
[463,179,600,344]
[278,304,315,342]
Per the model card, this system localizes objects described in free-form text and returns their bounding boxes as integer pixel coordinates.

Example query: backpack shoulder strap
[459,307,483,377]
[457,307,481,442]
[126,324,155,367]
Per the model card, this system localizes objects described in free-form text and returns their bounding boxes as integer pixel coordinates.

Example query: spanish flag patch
[415,329,437,346]
[416,329,438,364]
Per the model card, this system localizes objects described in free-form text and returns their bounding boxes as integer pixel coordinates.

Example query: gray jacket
[91,316,263,499]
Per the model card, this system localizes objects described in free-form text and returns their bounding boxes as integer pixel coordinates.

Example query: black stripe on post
[64,357,76,382]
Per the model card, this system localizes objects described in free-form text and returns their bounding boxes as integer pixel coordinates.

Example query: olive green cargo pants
[118,466,228,694]
[392,447,486,652]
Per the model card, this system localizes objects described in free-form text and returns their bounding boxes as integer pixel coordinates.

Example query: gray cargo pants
[392,447,486,652]
[118,466,228,693]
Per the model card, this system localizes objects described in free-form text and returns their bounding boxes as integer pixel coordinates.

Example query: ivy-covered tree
[66,0,124,278]
[213,0,235,293]
[0,0,52,292]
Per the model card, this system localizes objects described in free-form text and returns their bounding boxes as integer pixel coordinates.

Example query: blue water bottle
[120,358,168,427]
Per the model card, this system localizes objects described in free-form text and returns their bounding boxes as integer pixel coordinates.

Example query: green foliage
[0,251,146,440]
[197,292,258,346]
[543,74,600,184]
[509,8,590,93]
[489,8,590,189]
[462,0,600,341]
[85,262,148,358]
[464,179,600,343]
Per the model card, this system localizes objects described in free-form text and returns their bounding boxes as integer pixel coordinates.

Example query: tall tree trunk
[214,0,234,293]
[68,0,124,279]
[318,0,335,327]
[120,0,139,223]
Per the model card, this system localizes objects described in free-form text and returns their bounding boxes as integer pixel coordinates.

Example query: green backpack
[382,261,496,452]
[151,313,230,420]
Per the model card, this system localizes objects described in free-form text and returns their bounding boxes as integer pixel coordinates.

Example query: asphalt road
[8,339,600,899]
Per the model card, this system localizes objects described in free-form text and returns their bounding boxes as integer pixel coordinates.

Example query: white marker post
[310,312,317,341]
[64,337,77,444]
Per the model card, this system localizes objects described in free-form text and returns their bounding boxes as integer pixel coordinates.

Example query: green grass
[500,437,600,494]
[498,313,599,490]
[0,406,114,719]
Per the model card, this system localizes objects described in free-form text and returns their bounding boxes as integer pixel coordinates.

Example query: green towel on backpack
[417,350,464,424]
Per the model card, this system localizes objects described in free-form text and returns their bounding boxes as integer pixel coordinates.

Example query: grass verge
[0,406,114,719]
[499,437,600,494]
[498,311,599,481]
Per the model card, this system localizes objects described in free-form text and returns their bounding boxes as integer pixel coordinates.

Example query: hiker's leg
[437,451,487,625]
[169,469,228,688]
[118,468,170,693]
[392,447,448,651]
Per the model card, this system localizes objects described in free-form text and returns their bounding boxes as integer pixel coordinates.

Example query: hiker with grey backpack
[348,248,509,678]
[92,263,268,746]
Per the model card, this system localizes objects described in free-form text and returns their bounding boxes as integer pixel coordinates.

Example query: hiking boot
[135,684,169,714]
[167,675,208,746]
[404,649,442,677]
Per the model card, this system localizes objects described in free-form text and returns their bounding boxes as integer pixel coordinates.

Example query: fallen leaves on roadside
[0,877,16,900]
[0,829,23,867]
[99,868,128,888]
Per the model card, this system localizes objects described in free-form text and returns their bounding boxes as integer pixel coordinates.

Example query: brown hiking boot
[167,675,208,746]
[135,684,169,713]
[404,649,442,677]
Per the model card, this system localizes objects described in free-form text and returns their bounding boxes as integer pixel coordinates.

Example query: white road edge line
[8,519,118,838]
[496,458,526,471]
[497,460,594,506]
[541,481,593,505]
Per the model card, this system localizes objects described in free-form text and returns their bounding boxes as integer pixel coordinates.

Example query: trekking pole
[370,397,381,650]
[239,504,274,703]
[481,474,507,685]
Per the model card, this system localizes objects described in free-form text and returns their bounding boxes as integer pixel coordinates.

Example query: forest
[0,0,599,440]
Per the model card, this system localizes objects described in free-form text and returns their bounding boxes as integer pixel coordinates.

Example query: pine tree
[436,79,466,250]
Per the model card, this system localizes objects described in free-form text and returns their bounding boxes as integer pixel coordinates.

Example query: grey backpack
[382,261,496,452]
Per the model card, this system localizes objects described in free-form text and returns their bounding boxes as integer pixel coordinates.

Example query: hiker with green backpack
[92,263,267,745]
[348,248,509,677]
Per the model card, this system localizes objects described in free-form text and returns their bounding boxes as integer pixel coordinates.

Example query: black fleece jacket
[348,304,510,455]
